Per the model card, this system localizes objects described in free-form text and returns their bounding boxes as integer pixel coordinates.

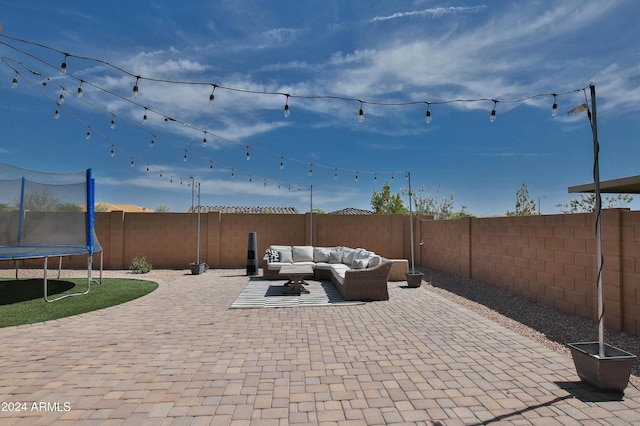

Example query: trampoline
[0,162,103,302]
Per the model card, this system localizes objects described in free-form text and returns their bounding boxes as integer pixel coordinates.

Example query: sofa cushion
[292,246,314,262]
[342,248,357,265]
[328,247,343,264]
[330,264,351,285]
[368,255,382,268]
[313,247,331,262]
[278,250,294,263]
[313,262,333,270]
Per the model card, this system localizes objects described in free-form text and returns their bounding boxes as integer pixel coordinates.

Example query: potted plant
[405,171,424,288]
[567,84,636,393]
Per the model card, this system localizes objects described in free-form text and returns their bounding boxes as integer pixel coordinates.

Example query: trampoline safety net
[0,162,102,301]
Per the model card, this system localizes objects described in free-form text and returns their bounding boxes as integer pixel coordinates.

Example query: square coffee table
[278,265,313,295]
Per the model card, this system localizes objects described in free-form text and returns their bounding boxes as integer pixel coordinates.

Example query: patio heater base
[190,262,206,275]
[405,271,424,288]
[568,342,637,393]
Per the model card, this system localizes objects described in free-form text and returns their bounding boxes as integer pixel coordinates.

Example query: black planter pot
[405,271,424,288]
[190,262,206,275]
[568,342,637,393]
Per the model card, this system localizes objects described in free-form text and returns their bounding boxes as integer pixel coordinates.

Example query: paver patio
[1,268,639,425]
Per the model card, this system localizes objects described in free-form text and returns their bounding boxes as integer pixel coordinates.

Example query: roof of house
[328,207,373,215]
[96,203,151,212]
[193,206,300,214]
[568,175,640,194]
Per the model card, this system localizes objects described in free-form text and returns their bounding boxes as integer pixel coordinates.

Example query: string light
[246,147,250,161]
[490,100,497,122]
[76,80,83,98]
[284,94,290,118]
[209,84,216,107]
[355,171,359,182]
[60,54,68,74]
[334,169,338,180]
[85,126,91,140]
[130,157,135,167]
[143,108,148,124]
[425,102,432,124]
[231,169,235,178]
[280,157,284,170]
[58,89,65,104]
[358,101,364,122]
[11,72,18,88]
[309,164,313,176]
[149,137,155,148]
[146,164,149,173]
[132,76,140,98]
[552,94,558,117]
[374,173,377,182]
[110,115,115,129]
[209,161,213,170]
[203,131,207,147]
[183,149,188,162]
[110,145,115,157]
[54,107,60,119]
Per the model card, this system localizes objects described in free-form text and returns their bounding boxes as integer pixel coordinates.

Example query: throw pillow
[328,248,343,264]
[278,250,293,263]
[264,248,280,263]
[342,248,356,265]
[368,255,381,267]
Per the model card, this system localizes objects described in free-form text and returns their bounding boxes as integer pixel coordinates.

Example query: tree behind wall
[556,193,633,213]
[370,182,408,214]
[506,182,537,216]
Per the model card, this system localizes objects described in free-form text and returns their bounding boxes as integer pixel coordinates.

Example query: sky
[1,1,639,215]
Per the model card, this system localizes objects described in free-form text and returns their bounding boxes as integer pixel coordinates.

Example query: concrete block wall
[419,209,640,336]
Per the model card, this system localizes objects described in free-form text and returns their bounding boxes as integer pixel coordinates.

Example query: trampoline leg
[43,257,50,302]
[57,256,63,279]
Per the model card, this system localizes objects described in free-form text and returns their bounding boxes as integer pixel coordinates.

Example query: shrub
[130,256,152,274]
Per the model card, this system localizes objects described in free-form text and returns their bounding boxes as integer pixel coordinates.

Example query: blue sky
[1,1,639,215]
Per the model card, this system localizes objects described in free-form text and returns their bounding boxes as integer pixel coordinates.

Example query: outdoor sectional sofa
[262,245,392,301]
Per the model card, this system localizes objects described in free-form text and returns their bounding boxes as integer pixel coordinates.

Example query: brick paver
[1,269,639,424]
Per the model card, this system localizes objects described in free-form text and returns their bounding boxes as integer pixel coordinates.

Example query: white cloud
[370,6,488,22]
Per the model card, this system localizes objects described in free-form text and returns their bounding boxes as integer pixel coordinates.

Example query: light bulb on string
[425,102,432,124]
[159,170,163,178]
[54,107,60,119]
[146,165,149,173]
[60,55,68,75]
[77,81,83,98]
[249,175,252,183]
[334,169,338,180]
[358,101,364,122]
[309,164,313,176]
[391,173,394,181]
[490,100,497,122]
[110,116,115,129]
[149,138,155,148]
[280,157,284,170]
[183,150,188,162]
[355,172,359,182]
[231,169,235,178]
[58,90,65,104]
[110,145,115,157]
[551,94,558,117]
[284,95,290,118]
[209,84,216,107]
[170,176,173,183]
[264,179,267,187]
[203,131,207,147]
[209,161,213,170]
[143,108,148,124]
[85,127,91,140]
[246,147,250,161]
[374,173,377,183]
[132,76,140,98]
[11,73,18,88]
[130,157,135,168]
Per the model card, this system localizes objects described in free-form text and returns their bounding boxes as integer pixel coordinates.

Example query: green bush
[130,256,152,274]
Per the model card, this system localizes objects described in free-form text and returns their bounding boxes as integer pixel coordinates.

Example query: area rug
[230,277,365,308]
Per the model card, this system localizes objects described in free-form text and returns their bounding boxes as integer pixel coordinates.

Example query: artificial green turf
[0,277,158,328]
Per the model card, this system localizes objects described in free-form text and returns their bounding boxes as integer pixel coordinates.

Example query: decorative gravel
[420,268,640,390]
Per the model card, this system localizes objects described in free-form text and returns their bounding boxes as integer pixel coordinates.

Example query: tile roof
[328,207,373,215]
[193,206,300,214]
